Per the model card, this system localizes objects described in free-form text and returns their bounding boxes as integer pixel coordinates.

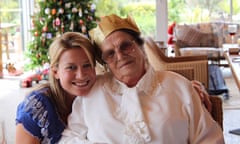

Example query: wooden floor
[0,67,240,144]
[222,67,240,144]
[223,110,240,143]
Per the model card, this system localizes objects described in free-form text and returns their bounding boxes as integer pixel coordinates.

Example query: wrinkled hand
[191,80,212,113]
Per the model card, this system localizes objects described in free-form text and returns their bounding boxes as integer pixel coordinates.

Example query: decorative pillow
[211,22,225,47]
[175,24,219,48]
[176,34,218,48]
[176,25,203,46]
[179,47,221,58]
[197,23,213,33]
[175,40,189,48]
[200,32,218,47]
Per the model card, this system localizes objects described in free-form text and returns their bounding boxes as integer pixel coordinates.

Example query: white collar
[103,66,160,97]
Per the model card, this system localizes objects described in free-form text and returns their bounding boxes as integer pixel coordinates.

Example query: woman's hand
[191,80,212,113]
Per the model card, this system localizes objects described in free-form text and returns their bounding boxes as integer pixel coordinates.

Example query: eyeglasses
[101,40,136,64]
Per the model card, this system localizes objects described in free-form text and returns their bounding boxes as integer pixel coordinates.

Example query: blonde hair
[33,32,96,124]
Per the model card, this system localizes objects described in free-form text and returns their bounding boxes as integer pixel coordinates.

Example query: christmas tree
[25,0,98,70]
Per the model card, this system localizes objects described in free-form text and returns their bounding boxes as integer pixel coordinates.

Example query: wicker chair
[144,36,223,129]
[144,37,209,88]
[210,96,223,130]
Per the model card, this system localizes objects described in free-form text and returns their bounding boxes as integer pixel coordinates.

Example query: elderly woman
[60,14,224,144]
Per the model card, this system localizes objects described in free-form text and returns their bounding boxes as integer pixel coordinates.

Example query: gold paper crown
[89,14,140,47]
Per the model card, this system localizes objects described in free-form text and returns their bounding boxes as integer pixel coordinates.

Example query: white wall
[20,0,35,50]
[156,0,168,44]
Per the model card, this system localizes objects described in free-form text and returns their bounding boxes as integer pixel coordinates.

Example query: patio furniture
[224,52,240,90]
[144,36,209,88]
[174,22,240,66]
[144,36,223,129]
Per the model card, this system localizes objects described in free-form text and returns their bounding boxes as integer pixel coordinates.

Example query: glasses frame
[101,39,136,64]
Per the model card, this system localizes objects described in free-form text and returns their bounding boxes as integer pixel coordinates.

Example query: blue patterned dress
[16,88,65,144]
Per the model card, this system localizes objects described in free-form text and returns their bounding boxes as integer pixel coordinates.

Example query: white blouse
[59,67,224,144]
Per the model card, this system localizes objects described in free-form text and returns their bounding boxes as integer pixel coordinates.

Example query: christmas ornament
[45,8,50,15]
[34,31,38,36]
[51,8,57,15]
[78,8,83,17]
[67,14,71,19]
[70,21,74,30]
[42,25,48,32]
[46,33,53,39]
[65,3,71,8]
[72,7,78,13]
[42,33,46,37]
[55,17,61,26]
[58,8,64,14]
[79,19,84,25]
[91,4,96,12]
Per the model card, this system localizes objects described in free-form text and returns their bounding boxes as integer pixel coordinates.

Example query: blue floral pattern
[16,88,65,144]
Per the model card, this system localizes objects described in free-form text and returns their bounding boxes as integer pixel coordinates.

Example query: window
[168,0,240,24]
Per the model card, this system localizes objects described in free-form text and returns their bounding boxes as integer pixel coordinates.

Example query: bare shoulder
[16,124,40,144]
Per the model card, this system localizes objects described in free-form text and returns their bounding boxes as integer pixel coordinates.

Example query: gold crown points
[99,14,140,37]
[89,14,140,47]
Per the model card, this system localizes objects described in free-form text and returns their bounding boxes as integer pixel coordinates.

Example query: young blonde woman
[15,32,97,144]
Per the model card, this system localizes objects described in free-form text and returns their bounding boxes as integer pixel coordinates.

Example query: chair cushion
[179,47,222,58]
[176,25,203,46]
[175,23,219,48]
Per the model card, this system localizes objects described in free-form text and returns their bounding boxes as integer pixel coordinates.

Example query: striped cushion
[200,32,218,47]
[176,25,203,46]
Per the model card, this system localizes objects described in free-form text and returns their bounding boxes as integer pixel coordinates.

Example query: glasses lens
[102,50,115,63]
[119,40,134,53]
[102,40,135,63]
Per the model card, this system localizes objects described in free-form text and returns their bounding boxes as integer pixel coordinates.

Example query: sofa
[173,22,240,63]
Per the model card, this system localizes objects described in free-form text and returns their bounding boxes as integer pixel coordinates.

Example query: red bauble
[79,19,84,25]
[34,31,38,36]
